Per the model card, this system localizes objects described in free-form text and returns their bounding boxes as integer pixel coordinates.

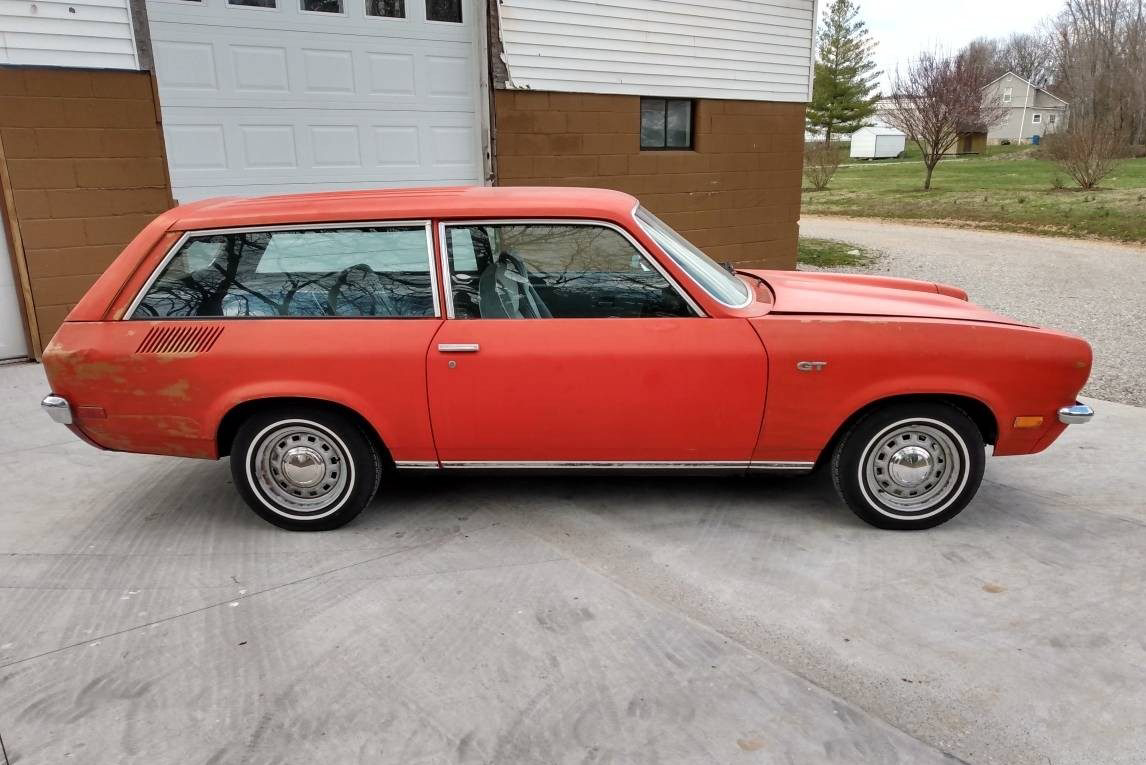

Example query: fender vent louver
[136,325,224,354]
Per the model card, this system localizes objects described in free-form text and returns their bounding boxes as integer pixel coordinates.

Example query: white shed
[849,126,907,159]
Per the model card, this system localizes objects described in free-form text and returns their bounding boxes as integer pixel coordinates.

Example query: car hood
[744,270,1026,326]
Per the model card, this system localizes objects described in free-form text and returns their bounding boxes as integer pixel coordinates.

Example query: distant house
[982,72,1068,144]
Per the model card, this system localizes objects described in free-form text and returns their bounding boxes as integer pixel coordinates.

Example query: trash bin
[1031,134,1041,145]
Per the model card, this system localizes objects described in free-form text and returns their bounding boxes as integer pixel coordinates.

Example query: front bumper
[1058,402,1094,425]
[41,394,73,425]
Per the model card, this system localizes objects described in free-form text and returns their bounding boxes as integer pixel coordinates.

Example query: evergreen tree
[806,0,881,143]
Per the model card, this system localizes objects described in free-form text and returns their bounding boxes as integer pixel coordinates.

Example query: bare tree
[884,49,1010,190]
[1042,115,1129,188]
[804,140,843,191]
[1053,0,1146,144]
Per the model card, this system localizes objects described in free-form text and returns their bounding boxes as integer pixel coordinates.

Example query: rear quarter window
[131,225,436,319]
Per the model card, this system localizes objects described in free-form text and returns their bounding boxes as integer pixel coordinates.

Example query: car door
[426,219,766,465]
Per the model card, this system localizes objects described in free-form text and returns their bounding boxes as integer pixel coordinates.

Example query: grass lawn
[804,146,1146,243]
[797,237,875,268]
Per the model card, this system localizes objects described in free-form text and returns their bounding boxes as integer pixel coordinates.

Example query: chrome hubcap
[249,422,352,517]
[861,421,965,517]
[887,445,932,488]
[281,446,326,488]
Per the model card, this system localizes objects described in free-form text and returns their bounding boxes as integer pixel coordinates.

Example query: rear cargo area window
[131,226,436,319]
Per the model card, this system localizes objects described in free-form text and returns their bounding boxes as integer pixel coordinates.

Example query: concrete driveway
[800,216,1146,407]
[3,360,1145,765]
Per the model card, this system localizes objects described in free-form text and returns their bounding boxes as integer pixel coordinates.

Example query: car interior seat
[477,251,552,319]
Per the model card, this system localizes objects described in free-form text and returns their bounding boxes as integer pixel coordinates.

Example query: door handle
[438,343,480,353]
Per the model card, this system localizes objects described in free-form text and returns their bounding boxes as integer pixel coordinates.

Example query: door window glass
[133,226,436,318]
[442,223,694,319]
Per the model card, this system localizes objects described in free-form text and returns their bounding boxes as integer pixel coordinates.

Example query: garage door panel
[163,107,481,195]
[148,0,482,201]
[152,31,475,109]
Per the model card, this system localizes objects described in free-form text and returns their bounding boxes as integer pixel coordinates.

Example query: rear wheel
[831,402,986,530]
[229,406,382,531]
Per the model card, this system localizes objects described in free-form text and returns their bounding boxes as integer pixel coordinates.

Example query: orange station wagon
[40,187,1093,531]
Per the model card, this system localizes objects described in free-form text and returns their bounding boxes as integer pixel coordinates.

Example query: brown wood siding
[0,66,173,354]
[493,91,802,270]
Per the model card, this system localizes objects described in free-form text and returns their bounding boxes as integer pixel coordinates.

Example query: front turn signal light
[1013,416,1045,429]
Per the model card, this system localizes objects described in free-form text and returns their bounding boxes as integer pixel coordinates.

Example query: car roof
[165,186,641,231]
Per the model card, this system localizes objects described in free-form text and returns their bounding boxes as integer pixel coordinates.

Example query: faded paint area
[42,318,443,463]
[157,380,191,400]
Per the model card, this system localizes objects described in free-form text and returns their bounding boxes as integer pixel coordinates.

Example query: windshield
[633,207,752,308]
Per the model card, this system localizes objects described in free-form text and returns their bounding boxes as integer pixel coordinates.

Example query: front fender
[749,315,1091,461]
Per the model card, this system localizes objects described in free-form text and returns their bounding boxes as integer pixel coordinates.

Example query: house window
[1049,113,1057,125]
[1002,86,1013,103]
[366,0,403,16]
[426,0,460,22]
[229,0,276,6]
[302,0,342,11]
[640,98,693,150]
[1032,113,1042,124]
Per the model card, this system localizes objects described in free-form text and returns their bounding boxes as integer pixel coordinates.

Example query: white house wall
[0,0,138,69]
[496,0,816,102]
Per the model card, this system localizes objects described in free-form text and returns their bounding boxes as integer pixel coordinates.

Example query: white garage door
[0,224,29,360]
[147,0,485,203]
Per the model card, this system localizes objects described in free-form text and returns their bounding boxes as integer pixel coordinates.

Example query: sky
[854,0,1061,91]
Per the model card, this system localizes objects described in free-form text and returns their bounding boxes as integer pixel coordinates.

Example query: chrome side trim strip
[435,218,706,319]
[747,461,816,472]
[397,460,815,473]
[123,219,439,321]
[440,461,748,470]
[394,460,441,469]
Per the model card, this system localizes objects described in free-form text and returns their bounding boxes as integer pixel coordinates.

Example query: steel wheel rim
[247,420,354,520]
[859,418,969,519]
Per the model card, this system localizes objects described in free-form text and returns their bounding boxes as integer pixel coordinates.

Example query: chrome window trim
[435,218,706,319]
[630,203,754,310]
[122,219,439,320]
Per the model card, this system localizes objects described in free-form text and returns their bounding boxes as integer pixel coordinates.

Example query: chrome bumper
[41,394,73,425]
[1058,403,1094,425]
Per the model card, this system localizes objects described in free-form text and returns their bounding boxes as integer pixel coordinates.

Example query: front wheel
[229,406,383,531]
[831,402,986,530]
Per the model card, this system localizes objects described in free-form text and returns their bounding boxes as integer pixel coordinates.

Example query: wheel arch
[816,393,998,468]
[216,396,393,467]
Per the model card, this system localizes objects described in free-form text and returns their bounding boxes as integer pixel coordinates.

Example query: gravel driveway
[800,217,1146,406]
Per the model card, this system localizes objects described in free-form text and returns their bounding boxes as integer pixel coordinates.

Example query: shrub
[1041,117,1128,190]
[804,140,842,191]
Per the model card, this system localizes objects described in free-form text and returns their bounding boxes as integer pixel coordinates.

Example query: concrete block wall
[0,67,173,354]
[493,91,804,270]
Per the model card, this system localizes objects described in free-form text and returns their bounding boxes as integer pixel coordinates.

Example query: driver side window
[132,225,436,318]
[442,222,695,319]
